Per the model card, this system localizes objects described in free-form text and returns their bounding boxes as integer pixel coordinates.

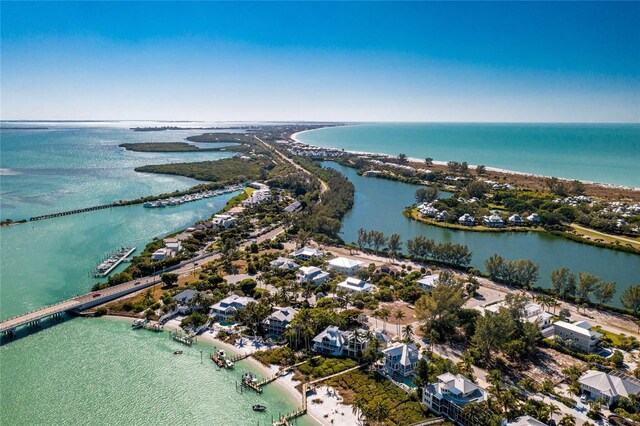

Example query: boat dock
[93,247,136,277]
[132,319,163,331]
[171,330,195,346]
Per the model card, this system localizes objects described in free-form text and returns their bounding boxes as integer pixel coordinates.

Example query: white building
[312,326,370,358]
[508,214,526,226]
[382,342,421,377]
[507,416,547,426]
[579,370,640,406]
[292,246,323,261]
[553,320,601,353]
[243,186,272,206]
[298,266,331,286]
[422,373,488,425]
[526,213,541,224]
[484,301,552,330]
[337,277,374,294]
[208,295,257,322]
[458,213,475,226]
[483,214,505,228]
[416,274,440,291]
[264,306,298,337]
[152,238,182,260]
[328,257,365,276]
[270,257,300,271]
[151,247,173,261]
[212,214,236,228]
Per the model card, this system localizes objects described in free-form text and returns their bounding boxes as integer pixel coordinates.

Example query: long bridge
[29,203,119,221]
[0,275,162,337]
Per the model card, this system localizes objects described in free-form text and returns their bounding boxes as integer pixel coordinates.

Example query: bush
[254,347,298,366]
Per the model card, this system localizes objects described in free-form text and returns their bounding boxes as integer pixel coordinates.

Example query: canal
[323,162,640,307]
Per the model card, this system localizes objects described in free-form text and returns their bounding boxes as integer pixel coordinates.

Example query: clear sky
[1,1,639,122]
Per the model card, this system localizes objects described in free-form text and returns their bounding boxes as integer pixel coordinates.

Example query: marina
[93,246,136,277]
[143,185,244,209]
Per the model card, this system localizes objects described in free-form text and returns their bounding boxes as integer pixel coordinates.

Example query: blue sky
[1,1,639,122]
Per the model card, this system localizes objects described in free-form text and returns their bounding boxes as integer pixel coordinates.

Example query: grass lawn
[569,224,640,249]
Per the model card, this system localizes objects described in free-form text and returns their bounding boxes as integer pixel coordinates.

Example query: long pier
[29,203,119,221]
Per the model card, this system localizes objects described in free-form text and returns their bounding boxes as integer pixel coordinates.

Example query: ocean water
[299,123,640,187]
[324,161,640,308]
[0,317,308,426]
[0,124,235,221]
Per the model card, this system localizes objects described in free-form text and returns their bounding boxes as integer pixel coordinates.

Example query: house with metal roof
[382,342,421,377]
[328,256,365,276]
[422,373,488,426]
[579,370,640,406]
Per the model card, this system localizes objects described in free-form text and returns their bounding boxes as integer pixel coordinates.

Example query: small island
[119,142,227,152]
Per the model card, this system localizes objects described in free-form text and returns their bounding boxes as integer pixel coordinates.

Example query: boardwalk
[29,203,118,221]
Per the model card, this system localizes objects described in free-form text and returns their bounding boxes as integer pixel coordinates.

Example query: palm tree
[379,307,391,332]
[402,324,414,342]
[352,395,367,422]
[372,310,380,328]
[394,309,405,337]
[558,414,576,426]
[548,403,561,423]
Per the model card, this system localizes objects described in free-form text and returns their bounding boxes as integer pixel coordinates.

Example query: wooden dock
[170,330,195,345]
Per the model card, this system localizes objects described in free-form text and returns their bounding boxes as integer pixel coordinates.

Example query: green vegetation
[135,157,274,183]
[326,369,433,426]
[253,347,299,366]
[297,356,357,379]
[119,142,241,152]
[186,132,256,144]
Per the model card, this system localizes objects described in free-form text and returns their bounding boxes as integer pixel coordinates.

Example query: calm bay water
[301,123,640,187]
[0,124,235,221]
[0,317,306,426]
[323,162,640,306]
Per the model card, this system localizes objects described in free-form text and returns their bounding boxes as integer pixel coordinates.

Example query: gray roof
[175,289,198,303]
[579,370,640,398]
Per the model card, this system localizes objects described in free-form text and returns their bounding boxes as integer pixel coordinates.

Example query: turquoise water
[0,192,237,321]
[324,162,640,307]
[299,123,640,187]
[0,125,234,221]
[0,317,308,426]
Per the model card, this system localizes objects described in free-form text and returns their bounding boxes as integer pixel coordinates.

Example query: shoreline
[291,127,640,192]
[105,315,322,425]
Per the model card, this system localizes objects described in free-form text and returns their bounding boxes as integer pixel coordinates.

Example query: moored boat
[252,404,267,412]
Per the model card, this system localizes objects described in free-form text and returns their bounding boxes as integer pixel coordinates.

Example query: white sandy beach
[291,128,640,191]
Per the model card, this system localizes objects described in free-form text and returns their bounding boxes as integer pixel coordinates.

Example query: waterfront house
[151,247,173,261]
[458,213,475,226]
[212,214,236,229]
[422,373,488,426]
[483,214,505,228]
[163,238,182,254]
[298,266,331,286]
[508,214,526,226]
[209,295,257,322]
[270,257,300,271]
[292,246,323,261]
[578,370,640,406]
[382,342,420,378]
[337,277,374,294]
[264,306,298,337]
[553,320,601,353]
[312,326,370,358]
[312,325,346,356]
[328,257,365,276]
[484,301,552,330]
[526,213,541,224]
[243,187,271,206]
[436,211,450,222]
[418,203,439,218]
[174,289,212,314]
[416,274,440,291]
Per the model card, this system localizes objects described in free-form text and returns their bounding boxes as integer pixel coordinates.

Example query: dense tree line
[406,235,473,267]
[484,254,540,289]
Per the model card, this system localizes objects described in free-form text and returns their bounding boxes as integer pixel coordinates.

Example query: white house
[436,211,450,222]
[264,306,298,337]
[484,301,552,330]
[382,342,421,377]
[298,266,331,285]
[458,213,475,226]
[270,257,300,271]
[243,186,272,206]
[417,274,440,291]
[212,214,236,228]
[508,214,526,226]
[151,247,173,261]
[209,295,257,322]
[483,214,505,228]
[422,373,488,425]
[337,277,374,294]
[152,238,183,260]
[526,213,541,224]
[553,320,601,353]
[292,246,323,261]
[328,257,365,276]
[578,370,640,406]
[312,326,370,358]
